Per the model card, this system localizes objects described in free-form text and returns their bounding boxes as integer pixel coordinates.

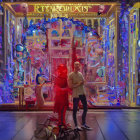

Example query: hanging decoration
[23,16,28,30]
[97,66,105,77]
[98,5,105,15]
[20,3,28,16]
[16,44,24,52]
[118,0,129,101]
[23,16,100,46]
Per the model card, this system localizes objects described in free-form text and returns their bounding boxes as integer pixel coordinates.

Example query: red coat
[54,76,69,113]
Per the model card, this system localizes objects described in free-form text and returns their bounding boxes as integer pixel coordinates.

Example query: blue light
[138,40,140,47]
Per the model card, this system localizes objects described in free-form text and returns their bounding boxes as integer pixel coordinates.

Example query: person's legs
[58,109,62,126]
[58,106,66,126]
[79,95,88,125]
[73,98,79,127]
[62,106,67,125]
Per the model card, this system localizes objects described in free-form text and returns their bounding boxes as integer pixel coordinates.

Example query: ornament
[16,44,24,52]
[20,3,28,15]
[96,48,103,56]
[97,66,105,77]
[98,5,105,13]
[138,40,140,47]
[23,16,28,30]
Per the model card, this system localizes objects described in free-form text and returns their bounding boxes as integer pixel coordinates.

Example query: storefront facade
[0,1,139,109]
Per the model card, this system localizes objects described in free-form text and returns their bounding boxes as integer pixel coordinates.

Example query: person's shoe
[74,126,82,131]
[62,123,71,130]
[81,124,92,130]
[66,123,72,128]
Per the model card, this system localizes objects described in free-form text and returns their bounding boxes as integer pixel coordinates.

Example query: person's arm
[68,76,81,89]
[79,80,84,85]
[78,73,85,85]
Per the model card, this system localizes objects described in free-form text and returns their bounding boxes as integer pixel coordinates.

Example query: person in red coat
[54,64,69,127]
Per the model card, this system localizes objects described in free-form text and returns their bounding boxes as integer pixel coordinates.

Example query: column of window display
[50,20,61,76]
[28,18,38,85]
[97,18,100,34]
[93,19,99,33]
[0,24,3,67]
[87,19,93,28]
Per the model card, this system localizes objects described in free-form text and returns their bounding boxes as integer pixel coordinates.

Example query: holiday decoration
[98,5,105,15]
[118,0,129,101]
[20,3,28,16]
[16,44,24,52]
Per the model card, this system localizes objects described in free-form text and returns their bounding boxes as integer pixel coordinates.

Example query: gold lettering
[55,6,60,13]
[48,6,51,12]
[56,6,60,12]
[66,6,69,12]
[80,7,83,12]
[74,6,81,12]
[72,6,75,12]
[49,6,52,12]
[45,6,51,13]
[58,6,61,12]
[52,6,56,12]
[33,5,91,14]
[45,6,48,12]
[38,7,42,13]
[34,5,40,13]
[41,6,45,12]
[83,6,89,12]
[62,6,66,12]
[34,5,37,12]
